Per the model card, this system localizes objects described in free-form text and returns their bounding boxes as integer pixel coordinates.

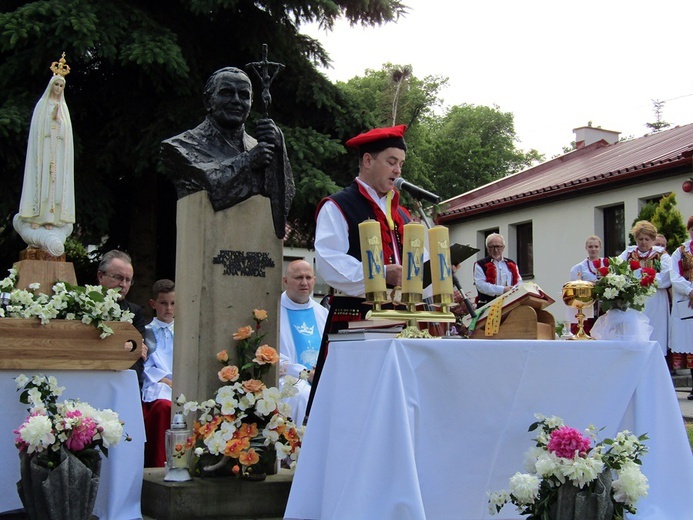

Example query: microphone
[394,177,440,204]
[453,275,477,318]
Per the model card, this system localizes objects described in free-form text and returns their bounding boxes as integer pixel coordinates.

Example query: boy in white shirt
[142,279,175,467]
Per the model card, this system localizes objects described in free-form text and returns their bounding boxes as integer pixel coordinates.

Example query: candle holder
[364,292,456,338]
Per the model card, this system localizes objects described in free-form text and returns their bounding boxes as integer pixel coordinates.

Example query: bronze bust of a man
[161,67,294,238]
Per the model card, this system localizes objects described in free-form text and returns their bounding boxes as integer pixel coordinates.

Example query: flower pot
[547,471,614,520]
[17,446,101,520]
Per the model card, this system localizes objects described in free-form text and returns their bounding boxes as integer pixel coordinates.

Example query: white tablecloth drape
[1,370,145,520]
[285,339,693,520]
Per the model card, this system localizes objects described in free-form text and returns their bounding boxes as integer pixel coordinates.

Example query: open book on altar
[462,282,555,329]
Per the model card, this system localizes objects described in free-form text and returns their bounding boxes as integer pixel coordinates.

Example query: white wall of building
[448,173,693,323]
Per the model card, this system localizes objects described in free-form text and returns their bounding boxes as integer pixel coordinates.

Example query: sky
[302,0,693,159]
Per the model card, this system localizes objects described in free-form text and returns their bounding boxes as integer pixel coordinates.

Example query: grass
[687,421,693,450]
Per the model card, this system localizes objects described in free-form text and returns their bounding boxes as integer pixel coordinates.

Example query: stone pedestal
[172,191,281,408]
[141,468,292,519]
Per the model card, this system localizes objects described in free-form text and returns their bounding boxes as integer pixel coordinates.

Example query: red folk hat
[345,124,408,155]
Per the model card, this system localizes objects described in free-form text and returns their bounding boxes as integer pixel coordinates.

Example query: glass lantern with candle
[164,411,193,481]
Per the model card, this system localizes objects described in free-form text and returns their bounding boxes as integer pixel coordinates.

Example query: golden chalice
[562,278,595,340]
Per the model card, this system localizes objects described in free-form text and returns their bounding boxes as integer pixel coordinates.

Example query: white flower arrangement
[488,413,649,520]
[0,267,133,338]
[14,374,130,470]
[176,309,304,478]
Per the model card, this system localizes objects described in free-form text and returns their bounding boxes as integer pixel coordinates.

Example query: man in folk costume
[314,124,412,297]
[668,215,693,395]
[569,235,606,335]
[473,233,522,306]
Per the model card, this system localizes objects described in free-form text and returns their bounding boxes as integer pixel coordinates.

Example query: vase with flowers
[590,256,657,341]
[177,308,303,480]
[14,373,130,520]
[488,413,649,520]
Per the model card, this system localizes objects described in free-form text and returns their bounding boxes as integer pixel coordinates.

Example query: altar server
[669,216,693,397]
[141,279,176,467]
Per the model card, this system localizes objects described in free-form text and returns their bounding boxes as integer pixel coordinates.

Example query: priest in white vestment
[279,260,328,426]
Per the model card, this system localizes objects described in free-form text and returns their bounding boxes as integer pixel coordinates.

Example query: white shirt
[142,318,174,402]
[570,258,602,282]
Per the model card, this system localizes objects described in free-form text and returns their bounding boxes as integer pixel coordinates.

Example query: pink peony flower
[65,410,97,452]
[547,425,591,459]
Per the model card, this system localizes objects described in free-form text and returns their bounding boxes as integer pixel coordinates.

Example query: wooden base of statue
[471,305,556,340]
[0,319,142,370]
[14,252,77,294]
[172,192,281,414]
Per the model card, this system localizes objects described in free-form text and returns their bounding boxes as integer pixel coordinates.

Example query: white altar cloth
[0,370,145,520]
[285,339,693,520]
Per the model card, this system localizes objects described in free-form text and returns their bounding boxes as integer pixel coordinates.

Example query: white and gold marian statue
[13,52,75,257]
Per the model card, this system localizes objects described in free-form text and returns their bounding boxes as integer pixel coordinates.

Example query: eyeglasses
[488,245,505,250]
[102,272,134,286]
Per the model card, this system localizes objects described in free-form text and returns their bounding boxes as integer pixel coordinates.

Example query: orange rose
[239,448,260,466]
[253,344,279,365]
[218,365,239,382]
[253,309,268,322]
[232,464,240,475]
[216,350,229,363]
[233,325,253,341]
[242,379,265,393]
[175,443,184,453]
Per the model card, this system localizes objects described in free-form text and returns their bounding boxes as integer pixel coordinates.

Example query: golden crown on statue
[50,52,71,77]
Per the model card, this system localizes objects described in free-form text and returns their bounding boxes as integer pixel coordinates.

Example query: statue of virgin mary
[13,53,75,257]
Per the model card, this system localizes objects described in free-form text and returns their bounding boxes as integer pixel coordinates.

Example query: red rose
[640,277,653,287]
[598,267,610,277]
[593,259,601,268]
[642,267,656,277]
[629,260,641,270]
[603,258,610,267]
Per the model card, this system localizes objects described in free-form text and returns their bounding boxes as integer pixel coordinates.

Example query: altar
[0,369,145,520]
[285,339,693,519]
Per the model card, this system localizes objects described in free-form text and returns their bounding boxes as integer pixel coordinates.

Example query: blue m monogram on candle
[437,252,451,281]
[406,250,423,280]
[365,248,384,280]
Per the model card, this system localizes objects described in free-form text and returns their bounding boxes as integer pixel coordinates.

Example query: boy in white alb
[142,279,175,467]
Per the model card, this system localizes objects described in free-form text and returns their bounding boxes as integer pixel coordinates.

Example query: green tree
[631,193,686,252]
[420,104,542,200]
[0,0,406,297]
[335,63,446,198]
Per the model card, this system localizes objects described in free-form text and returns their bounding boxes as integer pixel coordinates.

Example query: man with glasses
[473,233,522,306]
[97,249,148,387]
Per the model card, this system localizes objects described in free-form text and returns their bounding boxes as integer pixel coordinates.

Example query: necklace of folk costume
[357,182,405,264]
[628,248,663,272]
[484,258,520,286]
[678,243,693,282]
